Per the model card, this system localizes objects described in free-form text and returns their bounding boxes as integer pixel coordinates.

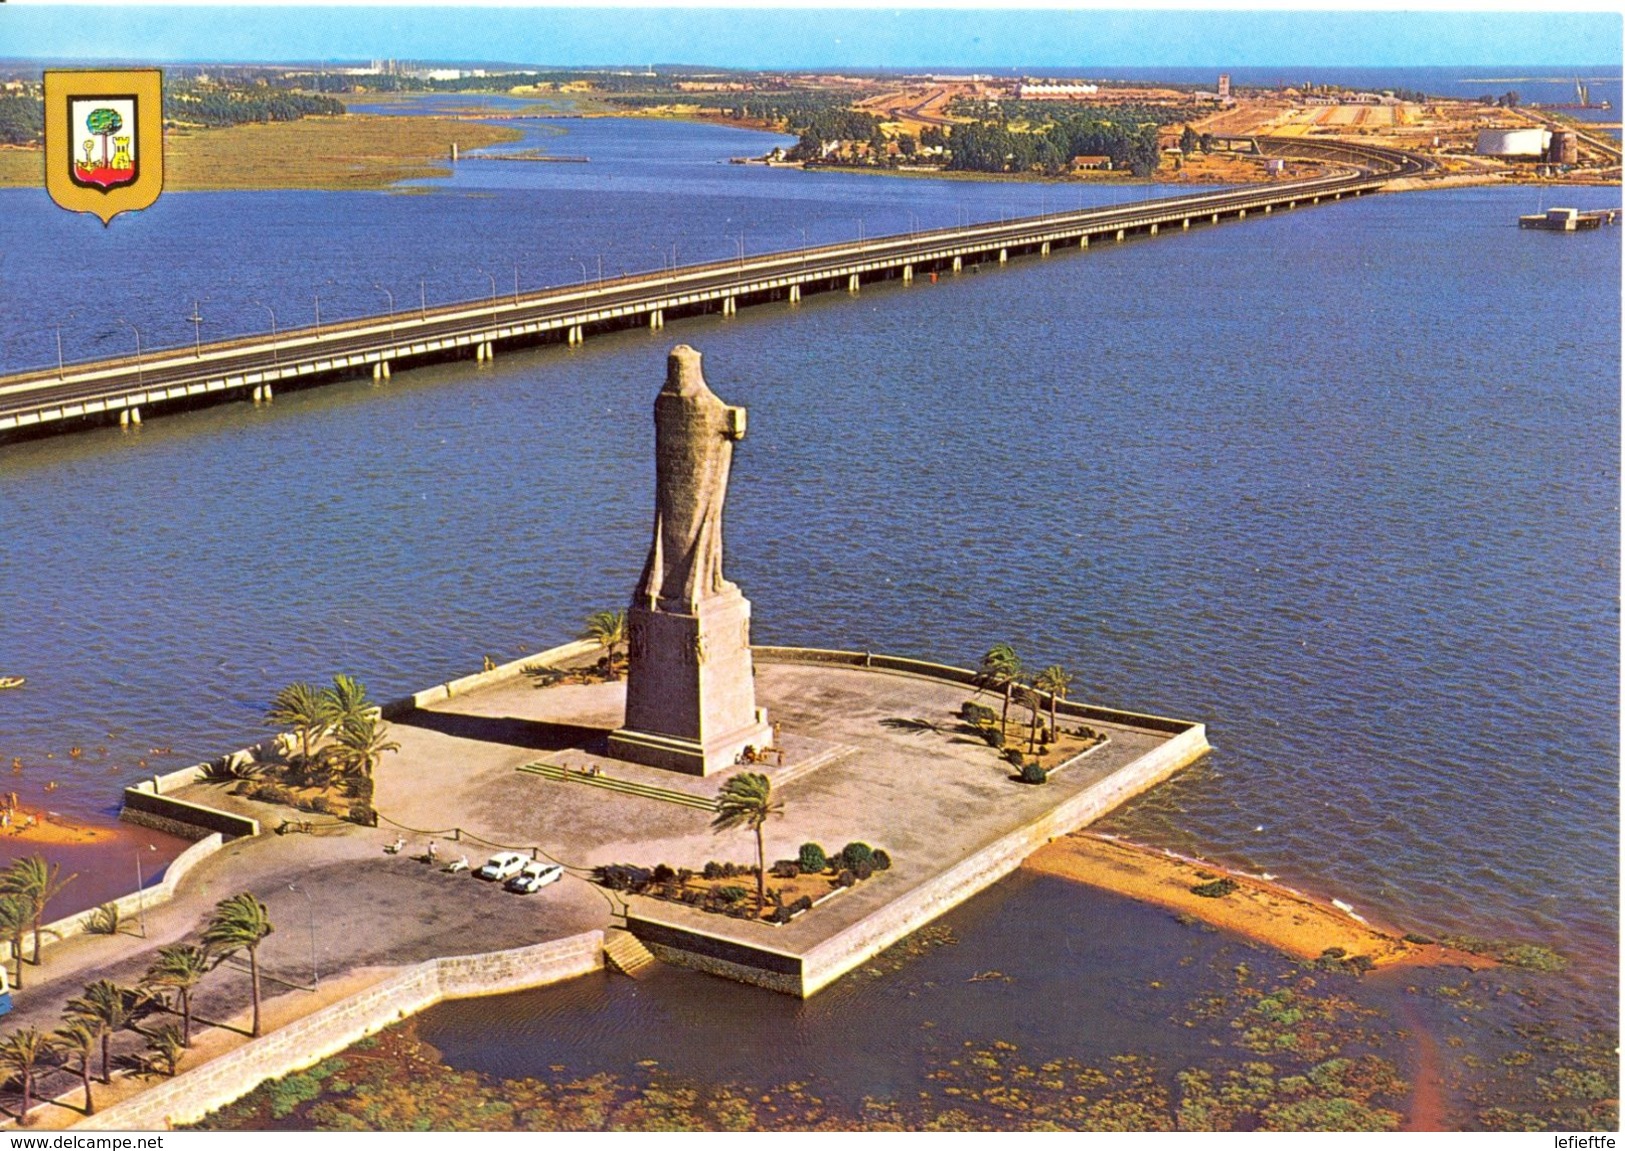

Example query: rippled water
[0,112,1617,1026]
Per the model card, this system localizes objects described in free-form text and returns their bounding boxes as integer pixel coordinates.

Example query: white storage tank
[1475,127,1552,157]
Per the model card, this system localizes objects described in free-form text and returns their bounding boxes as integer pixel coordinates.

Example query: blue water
[0,109,1617,1029]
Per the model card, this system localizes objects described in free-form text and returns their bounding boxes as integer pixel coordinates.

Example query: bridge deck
[0,138,1422,442]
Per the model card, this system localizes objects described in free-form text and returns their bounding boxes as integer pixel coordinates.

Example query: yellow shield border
[45,70,164,226]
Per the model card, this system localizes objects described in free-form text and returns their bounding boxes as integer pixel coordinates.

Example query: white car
[475,851,528,881]
[505,861,564,894]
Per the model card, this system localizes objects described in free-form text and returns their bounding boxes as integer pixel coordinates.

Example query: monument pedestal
[608,589,772,776]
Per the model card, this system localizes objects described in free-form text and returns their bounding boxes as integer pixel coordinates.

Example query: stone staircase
[772,742,861,789]
[603,929,659,978]
[517,761,717,811]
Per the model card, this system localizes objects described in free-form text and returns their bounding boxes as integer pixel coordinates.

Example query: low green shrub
[961,701,998,725]
[84,902,120,935]
[1019,761,1048,784]
[345,802,376,827]
[770,860,801,879]
[1002,747,1025,767]
[1191,877,1238,898]
[983,726,1005,749]
[871,849,892,871]
[798,843,828,872]
[840,842,874,870]
[716,885,749,903]
[835,869,856,888]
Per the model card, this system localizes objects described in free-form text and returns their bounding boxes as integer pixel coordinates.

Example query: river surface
[0,99,1618,1117]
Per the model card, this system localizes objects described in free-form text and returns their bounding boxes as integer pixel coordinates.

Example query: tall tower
[1218,73,1231,99]
[607,346,773,775]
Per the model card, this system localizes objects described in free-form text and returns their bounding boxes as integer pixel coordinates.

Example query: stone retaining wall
[797,724,1210,995]
[78,930,604,1131]
[120,788,260,841]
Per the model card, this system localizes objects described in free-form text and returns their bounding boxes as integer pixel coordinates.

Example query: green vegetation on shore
[0,116,521,191]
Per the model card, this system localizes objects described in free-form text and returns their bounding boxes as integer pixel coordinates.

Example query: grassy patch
[0,117,522,191]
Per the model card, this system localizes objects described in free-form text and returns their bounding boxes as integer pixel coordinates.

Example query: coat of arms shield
[45,70,164,225]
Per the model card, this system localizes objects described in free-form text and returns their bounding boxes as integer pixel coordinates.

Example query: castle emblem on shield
[45,70,164,225]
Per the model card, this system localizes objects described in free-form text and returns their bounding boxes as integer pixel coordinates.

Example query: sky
[0,4,1619,69]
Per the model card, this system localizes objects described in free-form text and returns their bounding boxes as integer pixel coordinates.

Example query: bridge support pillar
[1238,209,1246,219]
[789,284,801,304]
[476,342,487,362]
[1288,201,1295,209]
[373,360,393,380]
[1182,218,1190,230]
[847,274,860,294]
[902,264,913,282]
[1115,229,1125,242]
[129,406,141,426]
[253,385,272,404]
[649,310,664,330]
[998,248,1008,264]
[1079,235,1089,249]
[1211,213,1219,223]
[1312,197,1319,204]
[722,296,736,316]
[1149,224,1159,236]
[1264,205,1272,214]
[952,256,962,273]
[1040,241,1050,257]
[120,409,130,429]
[485,342,495,360]
[567,326,583,346]
[1333,192,1340,200]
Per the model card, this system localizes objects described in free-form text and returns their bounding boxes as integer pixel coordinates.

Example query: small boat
[0,677,23,690]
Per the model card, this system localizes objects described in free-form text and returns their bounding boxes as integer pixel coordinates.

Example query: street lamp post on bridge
[115,318,144,384]
[186,300,205,358]
[371,283,396,342]
[250,300,279,364]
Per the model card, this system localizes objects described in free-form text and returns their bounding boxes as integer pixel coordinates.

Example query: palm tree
[0,855,75,966]
[65,979,137,1084]
[977,643,1023,734]
[141,944,210,1047]
[1033,665,1073,740]
[711,772,783,916]
[0,1027,47,1124]
[0,897,28,990]
[50,1017,98,1115]
[321,674,374,732]
[143,1024,185,1078]
[266,681,327,765]
[329,713,400,785]
[579,610,629,676]
[1023,683,1045,753]
[201,892,274,1037]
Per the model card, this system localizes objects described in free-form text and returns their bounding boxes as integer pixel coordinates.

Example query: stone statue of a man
[634,344,747,615]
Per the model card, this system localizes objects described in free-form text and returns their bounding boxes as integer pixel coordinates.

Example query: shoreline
[1025,833,1494,971]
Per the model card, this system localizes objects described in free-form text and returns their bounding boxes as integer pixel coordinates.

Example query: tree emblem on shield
[45,70,164,225]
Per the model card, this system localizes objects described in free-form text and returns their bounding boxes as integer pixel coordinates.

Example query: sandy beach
[1026,833,1492,970]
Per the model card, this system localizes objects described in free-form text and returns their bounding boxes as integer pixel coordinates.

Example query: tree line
[163,85,345,128]
[0,94,43,145]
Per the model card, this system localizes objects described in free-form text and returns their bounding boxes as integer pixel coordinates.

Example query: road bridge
[0,139,1425,443]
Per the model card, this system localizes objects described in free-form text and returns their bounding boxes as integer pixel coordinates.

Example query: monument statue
[634,345,747,614]
[608,346,773,776]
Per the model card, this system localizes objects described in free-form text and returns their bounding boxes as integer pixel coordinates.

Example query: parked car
[476,851,528,881]
[506,861,564,894]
